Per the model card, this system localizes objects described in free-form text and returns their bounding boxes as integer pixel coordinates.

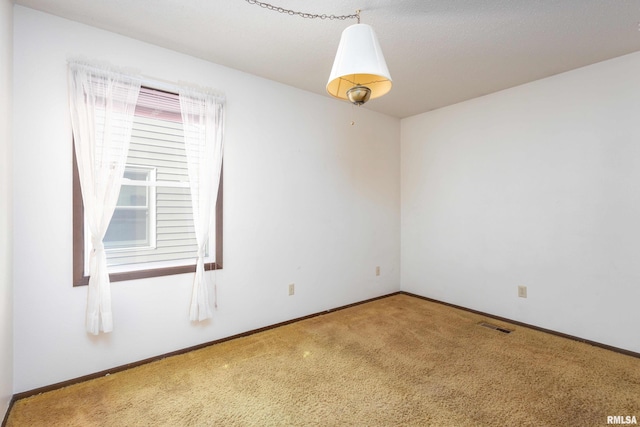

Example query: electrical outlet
[518,285,527,298]
[376,266,380,276]
[288,283,295,296]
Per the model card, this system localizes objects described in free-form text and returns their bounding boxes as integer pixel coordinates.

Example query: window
[73,87,223,286]
[104,166,156,251]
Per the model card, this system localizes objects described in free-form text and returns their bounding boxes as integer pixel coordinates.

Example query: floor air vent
[478,322,513,334]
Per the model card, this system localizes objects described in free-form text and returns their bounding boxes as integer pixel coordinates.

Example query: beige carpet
[6,294,640,426]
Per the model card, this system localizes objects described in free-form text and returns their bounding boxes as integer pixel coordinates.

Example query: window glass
[104,166,154,250]
[104,208,149,249]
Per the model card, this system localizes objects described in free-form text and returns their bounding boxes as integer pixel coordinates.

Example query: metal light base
[346,85,371,105]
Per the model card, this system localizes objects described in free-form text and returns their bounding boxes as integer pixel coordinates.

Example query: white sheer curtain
[68,62,141,334]
[179,88,225,321]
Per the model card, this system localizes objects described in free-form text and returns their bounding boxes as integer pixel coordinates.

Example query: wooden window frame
[72,147,224,287]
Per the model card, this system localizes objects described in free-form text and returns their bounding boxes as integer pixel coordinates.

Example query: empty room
[1,1,640,425]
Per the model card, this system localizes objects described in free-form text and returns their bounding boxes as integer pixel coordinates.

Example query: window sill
[73,262,222,287]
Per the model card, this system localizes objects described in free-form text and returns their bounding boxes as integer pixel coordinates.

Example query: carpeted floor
[6,294,640,426]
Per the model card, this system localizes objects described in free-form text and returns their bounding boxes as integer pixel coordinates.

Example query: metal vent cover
[478,321,513,334]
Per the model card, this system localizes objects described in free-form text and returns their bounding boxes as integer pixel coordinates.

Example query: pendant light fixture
[245,1,392,106]
[326,11,392,106]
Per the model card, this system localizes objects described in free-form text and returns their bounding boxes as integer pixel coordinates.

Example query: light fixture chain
[245,0,359,21]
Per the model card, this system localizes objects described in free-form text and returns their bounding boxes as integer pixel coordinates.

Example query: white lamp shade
[326,23,392,101]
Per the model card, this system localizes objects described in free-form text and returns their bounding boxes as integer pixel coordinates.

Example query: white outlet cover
[518,286,527,298]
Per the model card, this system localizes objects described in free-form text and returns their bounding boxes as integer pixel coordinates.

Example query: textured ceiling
[14,0,640,118]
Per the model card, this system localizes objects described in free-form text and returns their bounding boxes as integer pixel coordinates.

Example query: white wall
[13,6,400,392]
[0,0,13,420]
[401,51,640,353]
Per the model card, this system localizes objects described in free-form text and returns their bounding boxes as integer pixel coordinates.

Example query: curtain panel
[68,62,141,334]
[179,89,225,322]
